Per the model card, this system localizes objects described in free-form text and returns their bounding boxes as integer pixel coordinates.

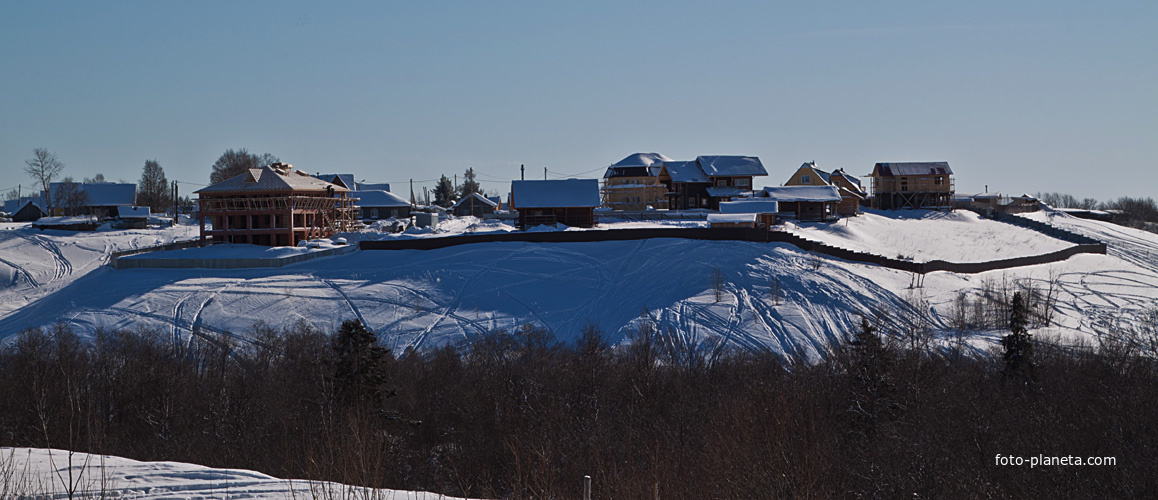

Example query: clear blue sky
[2,1,1154,200]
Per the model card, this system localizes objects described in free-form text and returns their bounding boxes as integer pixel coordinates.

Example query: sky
[1,1,1155,200]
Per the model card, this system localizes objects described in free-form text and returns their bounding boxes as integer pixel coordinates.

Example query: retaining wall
[111,244,358,270]
[360,227,1106,274]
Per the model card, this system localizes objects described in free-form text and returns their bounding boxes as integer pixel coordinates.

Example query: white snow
[1,211,1155,359]
[785,209,1074,263]
[1,447,476,499]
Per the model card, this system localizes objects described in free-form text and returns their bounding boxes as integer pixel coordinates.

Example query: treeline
[2,316,1157,498]
[1037,191,1158,232]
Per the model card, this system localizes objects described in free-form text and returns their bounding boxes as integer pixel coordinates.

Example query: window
[371,208,379,219]
[900,181,908,192]
[736,178,750,187]
[801,175,811,184]
[935,176,944,185]
[715,179,727,187]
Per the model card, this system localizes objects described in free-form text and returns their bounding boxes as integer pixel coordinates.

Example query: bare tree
[83,173,105,183]
[209,149,280,184]
[53,178,89,216]
[137,160,169,212]
[25,148,64,212]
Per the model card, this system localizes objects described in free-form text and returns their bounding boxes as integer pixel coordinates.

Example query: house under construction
[195,163,358,246]
[867,162,955,210]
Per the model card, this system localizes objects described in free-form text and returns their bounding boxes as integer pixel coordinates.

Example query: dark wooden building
[760,186,841,222]
[660,155,768,210]
[352,190,412,221]
[12,200,46,222]
[195,163,358,246]
[511,179,600,230]
[451,192,498,217]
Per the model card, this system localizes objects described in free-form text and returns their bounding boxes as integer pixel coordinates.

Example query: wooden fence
[360,227,1106,275]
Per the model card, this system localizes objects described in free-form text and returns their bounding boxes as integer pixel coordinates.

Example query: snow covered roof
[664,161,709,183]
[612,152,674,167]
[352,190,410,208]
[705,187,752,198]
[696,156,768,177]
[831,168,862,188]
[313,173,356,189]
[197,166,348,194]
[719,200,779,214]
[873,162,953,176]
[511,179,601,209]
[707,213,758,223]
[799,162,831,183]
[117,206,150,219]
[451,192,499,208]
[761,185,841,202]
[5,196,44,214]
[49,182,137,207]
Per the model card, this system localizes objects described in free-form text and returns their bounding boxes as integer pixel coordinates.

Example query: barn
[511,179,600,230]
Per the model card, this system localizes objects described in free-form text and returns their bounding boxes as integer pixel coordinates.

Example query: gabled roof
[5,196,44,214]
[511,179,600,209]
[872,162,953,176]
[49,182,137,207]
[197,166,348,194]
[357,182,391,192]
[831,168,862,188]
[351,190,410,208]
[612,152,673,167]
[313,173,356,190]
[761,185,841,202]
[663,161,709,183]
[796,162,831,183]
[719,200,779,214]
[451,192,499,208]
[696,155,768,177]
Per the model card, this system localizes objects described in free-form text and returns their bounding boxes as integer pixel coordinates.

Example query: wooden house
[760,186,841,222]
[48,182,137,218]
[660,155,768,210]
[601,153,673,210]
[116,206,150,229]
[511,179,600,230]
[451,192,498,217]
[353,190,411,221]
[784,162,866,215]
[195,163,358,246]
[868,162,954,209]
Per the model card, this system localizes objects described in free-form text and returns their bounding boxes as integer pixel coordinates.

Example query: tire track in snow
[408,246,525,351]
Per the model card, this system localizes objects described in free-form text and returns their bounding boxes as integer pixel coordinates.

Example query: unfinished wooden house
[511,179,600,229]
[195,163,358,246]
[868,162,954,210]
[600,153,673,210]
[784,162,866,215]
[760,186,841,222]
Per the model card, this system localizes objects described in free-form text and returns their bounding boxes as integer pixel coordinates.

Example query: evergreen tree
[1001,292,1035,382]
[137,159,169,212]
[433,175,455,207]
[331,320,391,407]
[459,167,483,198]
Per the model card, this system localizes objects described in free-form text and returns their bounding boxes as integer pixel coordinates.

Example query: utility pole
[520,164,525,180]
[410,179,415,205]
[544,167,547,180]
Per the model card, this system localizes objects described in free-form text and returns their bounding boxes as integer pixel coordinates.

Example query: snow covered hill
[1,210,1155,358]
[1,447,474,499]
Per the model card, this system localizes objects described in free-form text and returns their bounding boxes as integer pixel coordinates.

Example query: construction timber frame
[198,191,358,246]
[870,175,955,210]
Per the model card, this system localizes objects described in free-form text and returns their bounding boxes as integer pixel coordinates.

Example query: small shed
[352,190,411,221]
[718,199,780,228]
[451,192,499,217]
[761,186,841,222]
[117,206,151,229]
[12,200,46,222]
[511,179,600,230]
[707,213,758,228]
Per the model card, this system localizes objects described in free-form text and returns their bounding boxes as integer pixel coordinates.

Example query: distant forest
[2,299,1157,498]
[1036,192,1158,233]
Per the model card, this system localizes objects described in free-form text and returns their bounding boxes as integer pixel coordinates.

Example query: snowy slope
[785,209,1073,262]
[1,447,475,499]
[1,214,1156,358]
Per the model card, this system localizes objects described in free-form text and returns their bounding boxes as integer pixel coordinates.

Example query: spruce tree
[331,320,390,407]
[1001,292,1035,382]
[433,175,455,207]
